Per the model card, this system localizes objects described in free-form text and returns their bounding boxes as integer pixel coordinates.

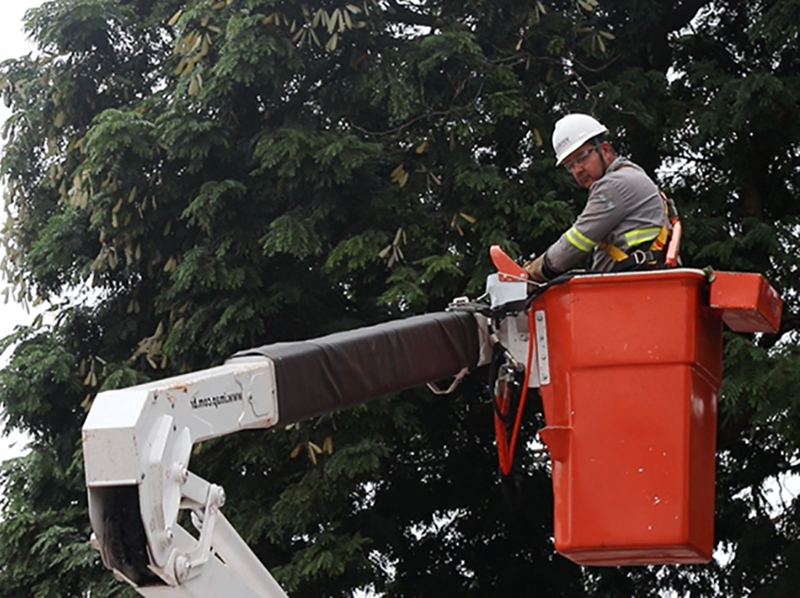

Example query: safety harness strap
[601,190,678,268]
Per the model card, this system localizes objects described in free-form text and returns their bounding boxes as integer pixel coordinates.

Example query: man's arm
[527,183,626,281]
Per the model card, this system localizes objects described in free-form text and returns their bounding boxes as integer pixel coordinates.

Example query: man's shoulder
[608,156,647,175]
[595,157,657,191]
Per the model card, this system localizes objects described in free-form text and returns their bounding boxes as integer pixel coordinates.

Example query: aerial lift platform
[82,249,783,596]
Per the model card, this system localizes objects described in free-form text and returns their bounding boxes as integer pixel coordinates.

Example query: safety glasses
[563,146,596,172]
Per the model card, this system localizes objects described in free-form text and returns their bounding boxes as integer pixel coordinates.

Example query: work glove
[523,254,548,283]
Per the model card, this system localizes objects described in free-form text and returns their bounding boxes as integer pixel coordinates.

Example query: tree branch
[350,86,483,138]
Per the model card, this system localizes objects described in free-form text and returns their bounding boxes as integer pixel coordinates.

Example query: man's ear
[601,141,615,161]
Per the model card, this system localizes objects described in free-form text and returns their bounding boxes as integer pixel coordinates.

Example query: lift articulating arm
[82,310,498,597]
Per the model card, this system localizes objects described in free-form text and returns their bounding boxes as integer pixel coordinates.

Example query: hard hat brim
[555,140,592,166]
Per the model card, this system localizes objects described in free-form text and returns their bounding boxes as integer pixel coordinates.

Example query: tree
[0,0,798,597]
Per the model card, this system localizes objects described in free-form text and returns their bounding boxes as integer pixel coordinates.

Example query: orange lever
[490,245,528,281]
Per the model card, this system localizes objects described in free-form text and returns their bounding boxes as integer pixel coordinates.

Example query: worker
[524,113,677,282]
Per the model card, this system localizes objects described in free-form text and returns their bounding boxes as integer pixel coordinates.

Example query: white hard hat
[551,113,609,166]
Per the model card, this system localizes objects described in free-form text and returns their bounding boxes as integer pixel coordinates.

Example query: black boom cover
[232,311,481,425]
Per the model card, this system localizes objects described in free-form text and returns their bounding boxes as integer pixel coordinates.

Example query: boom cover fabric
[231,311,481,425]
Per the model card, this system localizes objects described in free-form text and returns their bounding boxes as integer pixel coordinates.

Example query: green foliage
[1,0,800,596]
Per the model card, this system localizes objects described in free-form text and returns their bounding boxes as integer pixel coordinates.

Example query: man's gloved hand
[523,254,548,283]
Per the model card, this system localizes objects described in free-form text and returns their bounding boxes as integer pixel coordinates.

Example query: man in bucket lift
[524,113,679,282]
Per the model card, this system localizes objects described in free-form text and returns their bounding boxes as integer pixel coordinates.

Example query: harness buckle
[631,249,649,265]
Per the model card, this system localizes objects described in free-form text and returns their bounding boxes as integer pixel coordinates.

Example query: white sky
[0,1,44,462]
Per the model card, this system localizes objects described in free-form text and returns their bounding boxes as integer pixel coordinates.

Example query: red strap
[666,219,682,266]
[493,309,535,475]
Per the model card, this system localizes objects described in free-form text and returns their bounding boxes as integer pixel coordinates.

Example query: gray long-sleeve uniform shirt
[544,156,668,274]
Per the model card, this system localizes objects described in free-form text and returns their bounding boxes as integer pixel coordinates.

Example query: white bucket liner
[485,273,528,308]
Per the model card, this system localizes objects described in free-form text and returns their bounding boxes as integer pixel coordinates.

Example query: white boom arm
[82,305,515,597]
[83,357,289,597]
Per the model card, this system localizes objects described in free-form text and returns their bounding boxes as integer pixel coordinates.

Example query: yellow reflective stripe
[565,227,596,252]
[602,225,671,262]
[622,227,661,245]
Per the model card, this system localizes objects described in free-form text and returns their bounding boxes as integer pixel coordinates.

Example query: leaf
[326,32,338,52]
[390,164,405,180]
[309,27,321,47]
[390,164,409,186]
[459,212,477,224]
[188,73,202,96]
[163,256,177,273]
[327,9,340,34]
[167,9,183,27]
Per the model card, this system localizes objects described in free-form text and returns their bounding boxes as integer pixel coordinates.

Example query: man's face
[562,141,611,189]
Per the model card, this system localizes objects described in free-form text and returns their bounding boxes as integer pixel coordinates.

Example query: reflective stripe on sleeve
[565,227,597,253]
[622,227,661,246]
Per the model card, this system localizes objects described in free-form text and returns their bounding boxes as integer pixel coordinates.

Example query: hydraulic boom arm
[83,311,491,597]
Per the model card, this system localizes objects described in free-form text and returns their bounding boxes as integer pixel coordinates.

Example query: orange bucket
[534,270,723,565]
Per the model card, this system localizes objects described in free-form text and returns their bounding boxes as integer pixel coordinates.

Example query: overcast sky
[0,1,44,462]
